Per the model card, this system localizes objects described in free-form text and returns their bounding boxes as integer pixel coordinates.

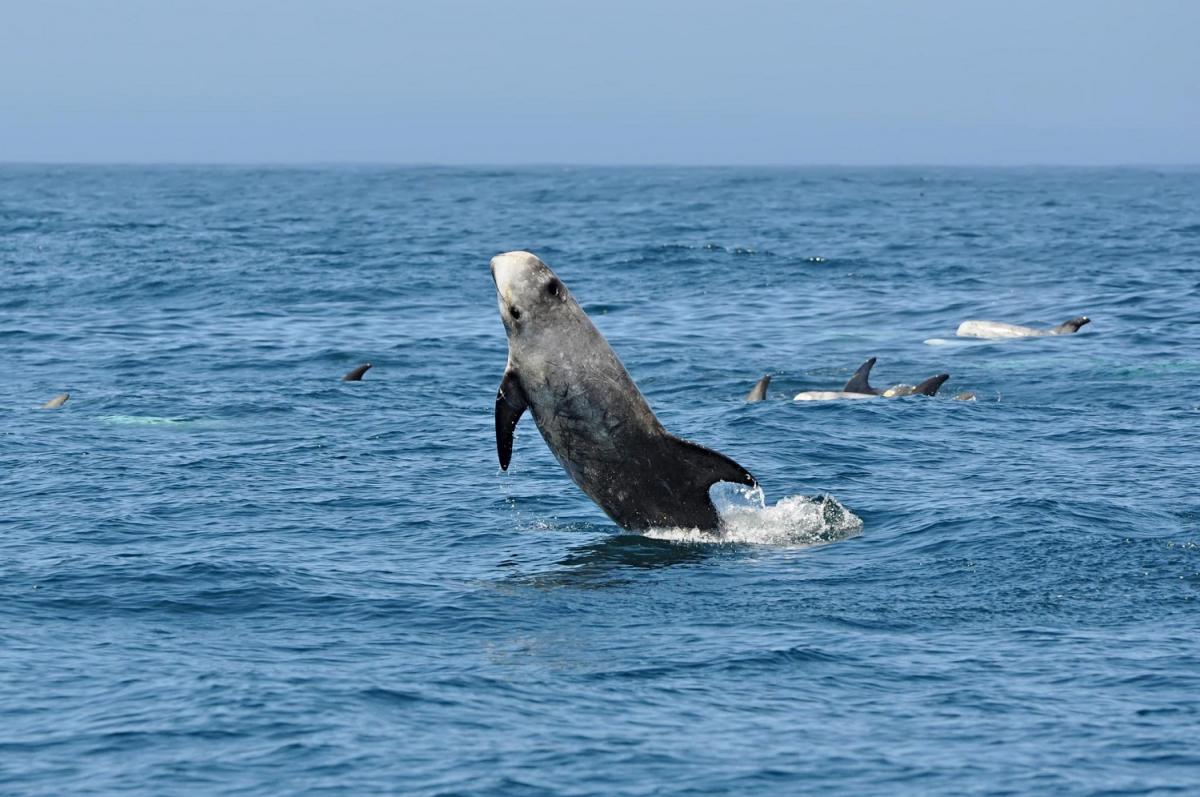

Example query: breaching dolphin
[956,316,1090,339]
[492,251,756,531]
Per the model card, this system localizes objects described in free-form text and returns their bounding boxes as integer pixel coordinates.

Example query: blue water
[3,166,1199,795]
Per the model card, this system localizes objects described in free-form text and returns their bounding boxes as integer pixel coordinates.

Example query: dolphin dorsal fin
[342,363,372,381]
[913,373,950,396]
[745,375,771,402]
[1052,316,1090,334]
[41,393,70,409]
[843,357,879,394]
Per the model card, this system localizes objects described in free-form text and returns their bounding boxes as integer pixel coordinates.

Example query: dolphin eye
[545,279,562,298]
[510,306,522,320]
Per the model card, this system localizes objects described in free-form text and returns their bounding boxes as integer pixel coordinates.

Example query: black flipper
[913,373,950,396]
[843,357,879,395]
[495,370,528,470]
[342,363,372,381]
[745,375,771,402]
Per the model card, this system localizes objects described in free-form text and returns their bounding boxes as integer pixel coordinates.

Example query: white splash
[642,483,864,548]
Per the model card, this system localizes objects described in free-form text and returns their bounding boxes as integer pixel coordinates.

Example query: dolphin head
[491,251,577,339]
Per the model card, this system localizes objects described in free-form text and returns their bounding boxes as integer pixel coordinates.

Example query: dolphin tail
[745,375,771,402]
[495,369,529,470]
[913,373,950,396]
[843,357,879,394]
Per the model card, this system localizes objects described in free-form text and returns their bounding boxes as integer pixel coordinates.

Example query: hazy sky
[2,0,1197,164]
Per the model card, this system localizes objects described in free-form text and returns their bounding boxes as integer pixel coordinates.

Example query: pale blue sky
[2,0,1197,164]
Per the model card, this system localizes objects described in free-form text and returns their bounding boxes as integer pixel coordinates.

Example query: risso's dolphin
[745,375,771,402]
[41,393,69,409]
[492,251,756,531]
[794,359,949,401]
[956,316,1090,339]
[879,373,950,397]
[342,363,372,381]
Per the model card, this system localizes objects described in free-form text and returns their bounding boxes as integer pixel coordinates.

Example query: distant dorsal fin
[745,375,771,402]
[342,363,372,381]
[41,393,69,409]
[913,373,950,396]
[843,357,879,395]
[1052,316,1090,334]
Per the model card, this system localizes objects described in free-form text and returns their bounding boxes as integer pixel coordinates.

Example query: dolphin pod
[790,358,950,402]
[35,361,372,412]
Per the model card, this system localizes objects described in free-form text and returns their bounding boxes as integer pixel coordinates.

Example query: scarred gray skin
[492,251,756,531]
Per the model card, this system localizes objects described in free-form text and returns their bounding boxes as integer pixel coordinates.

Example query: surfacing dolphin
[879,374,950,397]
[956,316,1090,339]
[745,375,771,402]
[342,363,372,381]
[492,251,756,531]
[793,358,949,401]
[41,393,69,409]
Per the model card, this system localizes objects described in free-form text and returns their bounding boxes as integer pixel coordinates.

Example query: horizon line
[2,160,1199,169]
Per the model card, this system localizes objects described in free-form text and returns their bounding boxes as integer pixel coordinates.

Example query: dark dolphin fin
[639,436,757,530]
[745,375,771,402]
[495,369,528,470]
[913,373,950,396]
[843,357,879,394]
[41,393,69,409]
[342,363,372,381]
[1052,316,1090,334]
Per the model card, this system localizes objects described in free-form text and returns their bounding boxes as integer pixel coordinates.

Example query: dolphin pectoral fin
[913,373,950,396]
[843,357,879,394]
[495,370,528,470]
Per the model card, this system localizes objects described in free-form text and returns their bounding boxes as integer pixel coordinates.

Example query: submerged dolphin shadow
[557,533,710,571]
[507,532,714,590]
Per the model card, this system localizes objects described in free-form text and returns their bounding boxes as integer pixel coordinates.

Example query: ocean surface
[2,165,1199,796]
